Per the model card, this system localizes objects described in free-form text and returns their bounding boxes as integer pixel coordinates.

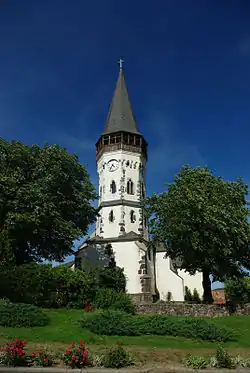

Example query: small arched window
[100,186,102,198]
[109,210,114,222]
[130,210,136,223]
[127,179,134,195]
[110,180,116,194]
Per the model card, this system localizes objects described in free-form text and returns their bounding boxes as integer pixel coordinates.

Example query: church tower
[92,61,154,295]
[95,61,148,240]
[75,61,203,301]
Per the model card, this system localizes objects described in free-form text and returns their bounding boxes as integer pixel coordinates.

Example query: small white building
[74,63,203,301]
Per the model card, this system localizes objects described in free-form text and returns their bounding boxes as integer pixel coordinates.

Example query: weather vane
[119,58,124,71]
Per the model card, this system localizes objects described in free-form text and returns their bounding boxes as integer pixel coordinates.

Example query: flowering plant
[83,301,93,312]
[103,341,134,368]
[63,340,89,368]
[31,348,55,367]
[1,339,29,366]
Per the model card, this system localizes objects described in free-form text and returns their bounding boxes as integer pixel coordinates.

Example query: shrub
[98,267,126,292]
[0,264,54,307]
[81,310,237,342]
[184,355,207,370]
[88,352,105,367]
[1,339,29,367]
[0,263,99,309]
[0,303,49,327]
[184,286,193,302]
[167,291,172,302]
[93,288,135,314]
[62,340,89,368]
[103,342,134,368]
[214,345,236,369]
[193,288,202,304]
[225,277,250,310]
[31,348,55,367]
[80,309,136,336]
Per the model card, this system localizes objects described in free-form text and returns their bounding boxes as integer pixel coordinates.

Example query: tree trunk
[202,269,213,304]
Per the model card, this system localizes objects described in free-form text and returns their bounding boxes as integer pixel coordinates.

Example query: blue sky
[1,1,250,280]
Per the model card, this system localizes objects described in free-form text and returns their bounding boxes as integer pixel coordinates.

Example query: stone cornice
[99,199,142,208]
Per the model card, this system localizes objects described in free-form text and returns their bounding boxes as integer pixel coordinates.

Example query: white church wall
[77,240,142,294]
[155,252,184,301]
[111,241,142,294]
[180,270,203,297]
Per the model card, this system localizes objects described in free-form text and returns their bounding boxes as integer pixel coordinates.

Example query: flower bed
[0,339,134,369]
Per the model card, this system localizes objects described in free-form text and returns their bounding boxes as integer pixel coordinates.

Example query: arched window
[109,210,114,222]
[110,180,116,194]
[127,179,134,195]
[99,186,102,198]
[130,210,136,223]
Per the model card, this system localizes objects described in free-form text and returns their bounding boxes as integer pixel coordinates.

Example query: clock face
[107,159,119,172]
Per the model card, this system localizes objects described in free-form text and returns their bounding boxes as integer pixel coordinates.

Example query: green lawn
[0,309,249,351]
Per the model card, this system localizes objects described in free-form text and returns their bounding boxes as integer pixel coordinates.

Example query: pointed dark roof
[104,69,141,135]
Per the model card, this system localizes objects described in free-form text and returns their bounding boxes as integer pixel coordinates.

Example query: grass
[0,309,250,365]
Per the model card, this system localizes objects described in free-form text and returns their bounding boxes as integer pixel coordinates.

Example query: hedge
[0,263,127,309]
[0,303,49,327]
[80,310,238,342]
[92,288,135,314]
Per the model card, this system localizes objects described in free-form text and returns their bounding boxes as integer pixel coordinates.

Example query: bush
[97,267,126,292]
[0,264,54,306]
[31,348,56,367]
[225,277,250,310]
[184,286,193,302]
[213,345,236,369]
[62,340,89,368]
[1,340,29,367]
[0,263,99,309]
[93,288,135,314]
[0,263,128,309]
[0,303,49,327]
[193,288,202,304]
[103,342,134,368]
[80,310,237,342]
[184,355,207,370]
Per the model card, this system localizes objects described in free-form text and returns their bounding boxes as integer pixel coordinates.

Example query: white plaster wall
[111,241,142,294]
[97,149,146,238]
[180,270,203,298]
[78,240,142,294]
[98,150,146,205]
[155,252,184,301]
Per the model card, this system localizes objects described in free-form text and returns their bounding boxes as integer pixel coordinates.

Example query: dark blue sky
[1,1,250,265]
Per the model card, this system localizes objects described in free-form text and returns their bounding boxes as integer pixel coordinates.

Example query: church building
[74,62,203,301]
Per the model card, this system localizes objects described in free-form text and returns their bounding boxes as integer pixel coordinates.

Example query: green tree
[0,139,97,265]
[146,165,250,303]
[193,288,201,304]
[184,286,193,302]
[225,277,250,308]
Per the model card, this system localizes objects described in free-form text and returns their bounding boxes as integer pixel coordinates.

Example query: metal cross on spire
[119,58,124,72]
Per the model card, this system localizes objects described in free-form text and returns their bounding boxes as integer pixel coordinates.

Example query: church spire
[103,60,141,135]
